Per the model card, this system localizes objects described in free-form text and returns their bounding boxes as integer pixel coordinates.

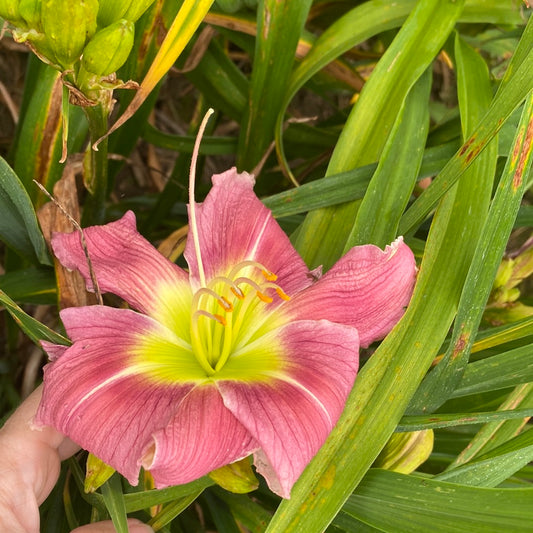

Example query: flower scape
[35,168,416,498]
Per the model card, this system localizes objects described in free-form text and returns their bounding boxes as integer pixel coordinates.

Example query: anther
[256,291,273,303]
[192,287,234,313]
[275,287,291,301]
[230,286,245,299]
[262,270,277,282]
[194,310,227,326]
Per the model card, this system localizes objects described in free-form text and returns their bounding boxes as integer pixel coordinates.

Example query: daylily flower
[35,168,416,498]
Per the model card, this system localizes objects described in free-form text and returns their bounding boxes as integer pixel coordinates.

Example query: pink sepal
[285,238,417,347]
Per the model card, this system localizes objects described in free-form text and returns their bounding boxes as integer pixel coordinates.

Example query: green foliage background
[0,0,532,531]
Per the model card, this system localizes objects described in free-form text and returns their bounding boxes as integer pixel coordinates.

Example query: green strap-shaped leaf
[0,157,50,265]
[122,477,214,512]
[294,0,465,269]
[336,469,533,533]
[263,142,458,218]
[346,68,431,248]
[101,474,129,533]
[451,344,533,398]
[0,288,70,346]
[435,427,533,487]
[398,408,533,432]
[408,33,498,412]
[274,0,416,182]
[449,383,533,467]
[236,0,313,170]
[399,15,533,234]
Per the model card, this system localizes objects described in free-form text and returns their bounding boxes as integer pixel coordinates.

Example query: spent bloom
[35,168,416,498]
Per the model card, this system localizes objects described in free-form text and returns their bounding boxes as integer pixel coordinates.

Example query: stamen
[275,287,291,301]
[192,287,234,313]
[256,291,273,303]
[227,260,278,283]
[194,310,227,327]
[231,286,245,299]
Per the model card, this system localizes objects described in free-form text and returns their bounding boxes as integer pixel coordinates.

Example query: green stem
[82,102,110,225]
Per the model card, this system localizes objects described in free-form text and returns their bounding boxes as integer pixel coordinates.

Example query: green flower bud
[374,430,434,474]
[19,0,40,28]
[215,0,244,13]
[81,18,134,76]
[84,452,115,493]
[0,0,24,25]
[209,457,259,494]
[41,0,98,68]
[97,0,155,27]
[122,0,155,23]
[96,0,129,27]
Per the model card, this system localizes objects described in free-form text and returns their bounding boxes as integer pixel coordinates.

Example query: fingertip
[71,519,154,533]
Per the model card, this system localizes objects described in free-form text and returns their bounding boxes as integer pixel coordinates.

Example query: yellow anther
[213,314,227,326]
[231,286,245,299]
[275,287,291,301]
[262,270,278,282]
[194,310,227,326]
[256,291,273,304]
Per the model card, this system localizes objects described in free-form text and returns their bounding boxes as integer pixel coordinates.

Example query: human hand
[0,386,153,533]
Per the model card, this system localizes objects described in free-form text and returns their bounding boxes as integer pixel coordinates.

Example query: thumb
[71,518,154,533]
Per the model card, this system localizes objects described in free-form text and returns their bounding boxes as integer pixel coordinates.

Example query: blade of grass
[398,408,533,432]
[449,383,533,467]
[435,428,533,487]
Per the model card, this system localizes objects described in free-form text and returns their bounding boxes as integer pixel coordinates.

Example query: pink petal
[40,341,68,361]
[185,168,310,295]
[218,319,359,498]
[144,384,258,487]
[285,238,416,347]
[51,211,191,328]
[35,306,202,484]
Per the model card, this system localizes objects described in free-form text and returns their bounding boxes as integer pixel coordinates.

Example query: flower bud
[0,0,24,25]
[374,430,434,474]
[97,0,155,27]
[209,457,259,494]
[122,0,155,23]
[81,18,134,76]
[215,0,244,13]
[41,0,98,68]
[84,452,115,493]
[96,0,129,27]
[19,0,41,28]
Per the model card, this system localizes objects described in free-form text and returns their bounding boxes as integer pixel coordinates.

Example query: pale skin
[0,386,153,533]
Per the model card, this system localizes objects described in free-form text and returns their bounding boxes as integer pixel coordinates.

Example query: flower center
[189,260,290,376]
